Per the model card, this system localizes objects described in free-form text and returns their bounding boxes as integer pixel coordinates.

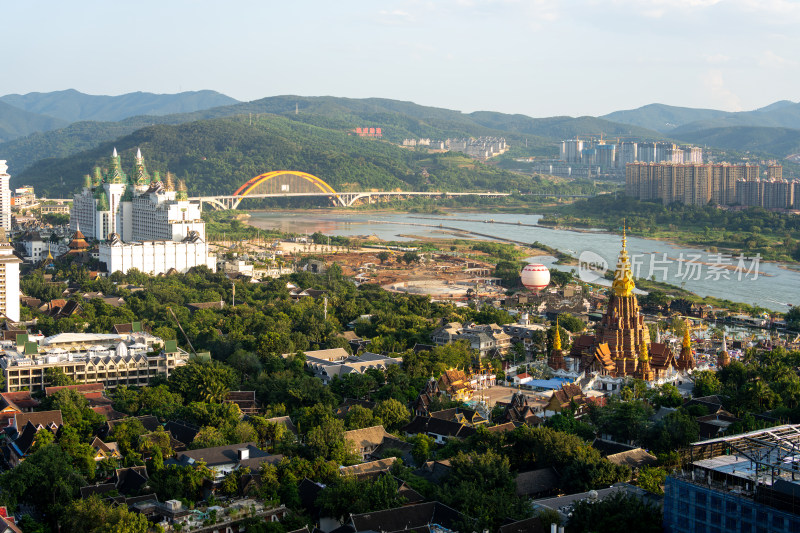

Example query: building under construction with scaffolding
[664,424,800,532]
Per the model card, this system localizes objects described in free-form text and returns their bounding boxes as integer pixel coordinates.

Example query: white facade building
[0,161,11,231]
[71,149,214,275]
[100,232,215,275]
[0,234,21,322]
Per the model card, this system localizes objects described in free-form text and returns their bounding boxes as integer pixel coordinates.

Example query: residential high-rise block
[0,232,21,322]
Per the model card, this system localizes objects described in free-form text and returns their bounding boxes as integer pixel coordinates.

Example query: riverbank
[537,196,800,265]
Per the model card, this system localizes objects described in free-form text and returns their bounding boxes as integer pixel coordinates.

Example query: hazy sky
[2,0,798,117]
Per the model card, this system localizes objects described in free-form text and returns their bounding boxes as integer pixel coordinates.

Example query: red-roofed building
[513,372,532,385]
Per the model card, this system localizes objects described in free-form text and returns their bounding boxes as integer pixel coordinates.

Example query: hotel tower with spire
[70,149,215,275]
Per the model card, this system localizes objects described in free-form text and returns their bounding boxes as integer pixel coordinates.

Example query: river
[246,210,800,312]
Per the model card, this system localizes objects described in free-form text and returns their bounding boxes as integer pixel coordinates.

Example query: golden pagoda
[717,333,730,368]
[564,224,675,380]
[676,321,696,370]
[548,318,566,371]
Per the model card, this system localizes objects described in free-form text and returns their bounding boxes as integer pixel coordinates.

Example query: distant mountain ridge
[0,89,240,123]
[602,101,800,135]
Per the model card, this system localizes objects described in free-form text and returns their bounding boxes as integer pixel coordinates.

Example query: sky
[2,0,798,117]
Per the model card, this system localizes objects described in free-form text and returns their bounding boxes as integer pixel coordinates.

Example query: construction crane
[166,307,197,357]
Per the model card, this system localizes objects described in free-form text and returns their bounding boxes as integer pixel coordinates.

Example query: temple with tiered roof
[564,228,675,381]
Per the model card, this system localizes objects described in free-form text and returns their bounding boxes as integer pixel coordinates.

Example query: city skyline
[2,0,799,118]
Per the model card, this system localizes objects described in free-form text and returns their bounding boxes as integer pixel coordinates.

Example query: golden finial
[553,318,562,352]
[165,172,175,191]
[683,321,692,350]
[611,220,635,297]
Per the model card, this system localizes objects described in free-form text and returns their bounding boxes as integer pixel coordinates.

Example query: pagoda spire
[683,321,692,351]
[611,220,635,297]
[112,147,118,158]
[553,318,562,351]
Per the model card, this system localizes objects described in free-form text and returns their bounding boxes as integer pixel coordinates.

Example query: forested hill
[0,95,667,175]
[0,101,67,143]
[17,114,554,197]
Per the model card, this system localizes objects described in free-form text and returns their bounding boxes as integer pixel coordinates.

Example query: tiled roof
[350,501,468,533]
[515,467,561,497]
[344,425,391,449]
[339,457,397,479]
[14,410,62,429]
[45,383,105,396]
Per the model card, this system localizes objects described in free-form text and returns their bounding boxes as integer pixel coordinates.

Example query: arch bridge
[191,170,510,210]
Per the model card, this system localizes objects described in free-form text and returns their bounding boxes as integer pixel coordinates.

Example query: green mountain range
[3,91,800,196]
[17,115,561,197]
[0,89,239,124]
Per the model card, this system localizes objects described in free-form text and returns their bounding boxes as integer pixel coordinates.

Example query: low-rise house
[402,416,476,444]
[429,407,488,427]
[346,501,470,533]
[496,391,543,426]
[224,391,258,414]
[164,420,201,448]
[90,436,121,462]
[344,425,392,461]
[543,383,586,417]
[369,436,415,466]
[101,415,161,439]
[513,372,533,385]
[166,443,282,484]
[339,457,398,480]
[266,415,298,437]
[0,391,39,426]
[515,467,562,499]
[302,350,402,385]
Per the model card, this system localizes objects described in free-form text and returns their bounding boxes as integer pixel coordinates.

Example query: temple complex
[566,228,675,380]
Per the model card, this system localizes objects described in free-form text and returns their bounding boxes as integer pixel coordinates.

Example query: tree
[402,251,420,264]
[376,251,390,264]
[345,405,376,430]
[306,416,357,464]
[556,313,585,333]
[44,367,75,387]
[693,370,722,397]
[191,426,228,449]
[440,450,531,530]
[168,360,237,404]
[567,491,662,533]
[61,495,149,533]
[0,444,85,525]
[373,398,410,431]
[42,389,105,439]
[110,418,148,464]
[637,466,668,495]
[410,434,435,466]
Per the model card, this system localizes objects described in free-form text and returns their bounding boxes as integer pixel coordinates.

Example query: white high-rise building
[0,161,12,232]
[70,149,215,275]
[0,233,22,322]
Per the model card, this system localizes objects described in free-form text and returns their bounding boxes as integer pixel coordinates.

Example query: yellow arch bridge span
[191,170,511,210]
